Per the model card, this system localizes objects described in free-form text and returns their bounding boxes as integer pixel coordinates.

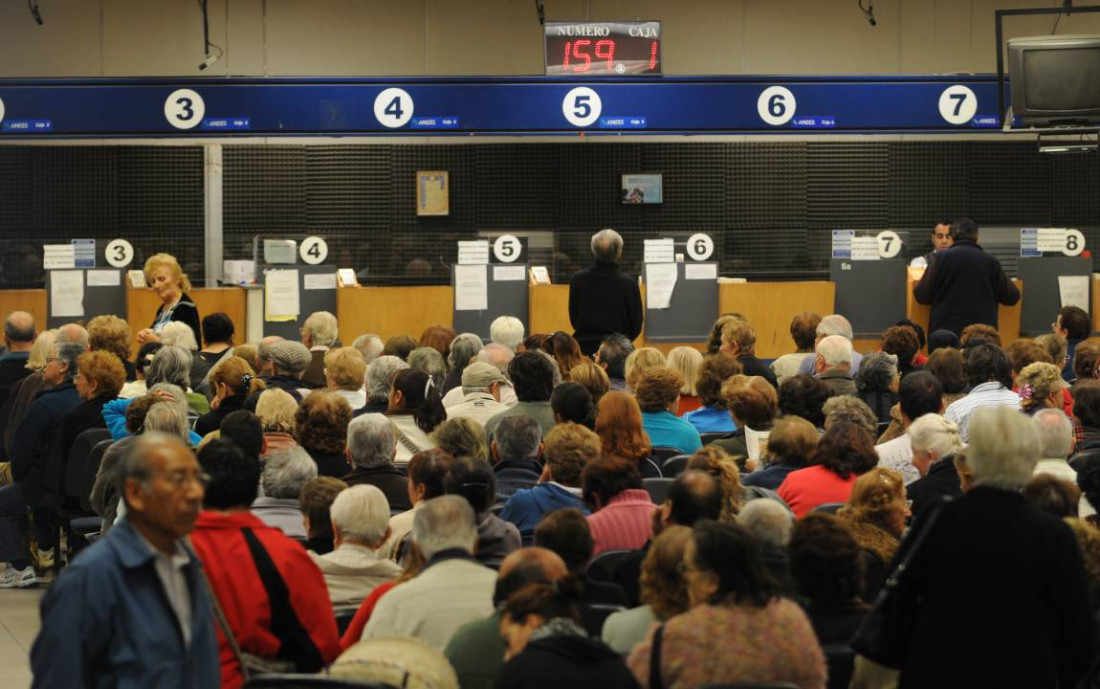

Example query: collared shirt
[446,391,512,428]
[944,382,1021,442]
[137,530,194,644]
[587,488,655,556]
[875,434,920,485]
[548,481,583,497]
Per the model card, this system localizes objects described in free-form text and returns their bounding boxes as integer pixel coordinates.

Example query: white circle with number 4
[493,235,522,263]
[1064,229,1086,257]
[300,236,329,265]
[938,85,977,125]
[876,231,902,259]
[105,239,134,268]
[374,88,414,128]
[164,89,205,130]
[562,87,602,128]
[757,86,796,126]
[686,233,715,261]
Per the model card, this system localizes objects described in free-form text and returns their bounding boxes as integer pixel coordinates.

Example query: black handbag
[850,497,948,669]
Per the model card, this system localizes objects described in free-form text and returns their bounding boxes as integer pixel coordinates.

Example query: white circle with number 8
[300,236,329,265]
[938,85,977,125]
[876,231,902,259]
[105,239,134,268]
[757,86,796,126]
[493,235,522,263]
[562,87,602,128]
[686,234,715,261]
[164,89,205,130]
[374,88,414,128]
[1064,229,1086,257]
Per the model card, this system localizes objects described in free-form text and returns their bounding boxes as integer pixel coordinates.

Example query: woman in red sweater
[777,422,878,518]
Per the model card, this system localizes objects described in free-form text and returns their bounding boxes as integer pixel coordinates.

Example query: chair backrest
[64,429,115,502]
[642,477,674,505]
[77,439,115,513]
[580,602,626,637]
[243,675,395,689]
[700,431,730,446]
[860,549,888,604]
[660,455,691,477]
[823,643,856,689]
[811,502,845,515]
[587,549,634,583]
[334,607,358,636]
[700,684,799,689]
[650,446,682,464]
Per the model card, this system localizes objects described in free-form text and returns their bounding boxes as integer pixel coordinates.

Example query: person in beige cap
[246,339,312,409]
[445,361,513,428]
[330,636,458,689]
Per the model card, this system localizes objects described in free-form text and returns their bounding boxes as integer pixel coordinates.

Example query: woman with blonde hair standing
[136,253,202,345]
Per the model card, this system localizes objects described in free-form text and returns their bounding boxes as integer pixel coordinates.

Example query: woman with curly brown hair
[687,446,747,522]
[296,391,354,477]
[683,355,742,434]
[777,421,878,518]
[595,391,658,478]
[634,367,702,455]
[711,375,779,470]
[836,467,909,567]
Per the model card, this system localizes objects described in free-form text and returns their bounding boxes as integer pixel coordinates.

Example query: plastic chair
[642,477,674,504]
[823,643,856,689]
[811,502,845,515]
[334,607,358,636]
[700,432,731,446]
[587,549,634,583]
[243,675,395,689]
[650,446,682,466]
[660,455,691,477]
[581,602,626,637]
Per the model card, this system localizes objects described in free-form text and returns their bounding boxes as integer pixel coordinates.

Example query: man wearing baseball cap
[445,361,512,428]
[246,339,313,409]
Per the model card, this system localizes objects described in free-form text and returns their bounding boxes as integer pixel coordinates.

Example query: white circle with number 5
[876,230,902,259]
[374,88,414,128]
[757,86,796,126]
[164,89,205,130]
[493,235,522,263]
[686,233,715,261]
[562,87,602,128]
[105,239,134,268]
[300,236,329,265]
[1064,229,1086,257]
[938,85,977,125]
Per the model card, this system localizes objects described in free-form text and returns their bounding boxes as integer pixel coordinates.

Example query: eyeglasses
[45,357,62,365]
[160,471,211,491]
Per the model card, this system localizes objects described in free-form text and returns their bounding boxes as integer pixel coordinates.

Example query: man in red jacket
[191,437,341,689]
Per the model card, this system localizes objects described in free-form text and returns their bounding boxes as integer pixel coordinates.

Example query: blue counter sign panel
[72,239,96,268]
[832,230,855,259]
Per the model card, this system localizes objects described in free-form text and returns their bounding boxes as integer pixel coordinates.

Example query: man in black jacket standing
[913,218,1020,336]
[568,229,643,356]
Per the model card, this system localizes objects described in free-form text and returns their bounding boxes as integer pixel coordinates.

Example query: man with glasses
[31,433,219,687]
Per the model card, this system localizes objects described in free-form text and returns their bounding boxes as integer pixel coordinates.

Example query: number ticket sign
[545,22,661,77]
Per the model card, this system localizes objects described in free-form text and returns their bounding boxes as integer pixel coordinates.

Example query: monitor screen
[1023,47,1100,111]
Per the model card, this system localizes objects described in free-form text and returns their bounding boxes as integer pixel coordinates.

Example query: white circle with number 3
[938,85,977,125]
[105,239,134,268]
[374,88,414,128]
[493,235,522,263]
[1064,229,1086,257]
[164,89,205,130]
[300,236,329,265]
[562,87,602,128]
[686,234,715,261]
[876,231,902,259]
[757,86,796,126]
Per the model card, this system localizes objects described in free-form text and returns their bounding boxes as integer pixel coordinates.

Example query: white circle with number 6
[562,87,602,128]
[493,235,522,263]
[105,239,134,268]
[1064,229,1086,257]
[164,89,205,130]
[757,86,796,126]
[938,85,977,125]
[374,88,414,128]
[876,230,902,259]
[300,236,329,265]
[686,234,715,261]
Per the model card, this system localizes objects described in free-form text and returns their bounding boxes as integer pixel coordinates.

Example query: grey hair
[261,446,319,499]
[4,311,35,343]
[591,228,624,262]
[160,322,198,351]
[855,351,899,392]
[477,342,515,373]
[54,342,86,380]
[365,355,409,404]
[304,311,339,346]
[408,347,446,389]
[490,316,525,352]
[817,315,854,341]
[119,432,191,506]
[493,415,542,461]
[142,402,189,439]
[737,498,794,547]
[352,334,384,365]
[447,333,484,374]
[412,495,478,559]
[148,382,190,420]
[329,484,390,545]
[57,323,89,347]
[346,414,397,470]
[906,413,963,461]
[538,350,564,388]
[1033,408,1074,460]
[966,406,1041,490]
[816,335,853,369]
[822,395,878,437]
[147,346,193,390]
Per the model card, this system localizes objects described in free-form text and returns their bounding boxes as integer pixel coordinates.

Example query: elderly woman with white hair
[903,413,964,517]
[490,316,525,353]
[344,413,411,512]
[361,355,409,416]
[251,446,318,541]
[861,406,1095,688]
[441,332,484,397]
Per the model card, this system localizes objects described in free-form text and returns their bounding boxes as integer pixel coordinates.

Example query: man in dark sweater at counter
[568,228,644,356]
[913,217,1020,336]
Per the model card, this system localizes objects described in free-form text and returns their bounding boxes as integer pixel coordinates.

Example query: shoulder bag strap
[197,562,253,680]
[393,426,423,455]
[648,623,665,689]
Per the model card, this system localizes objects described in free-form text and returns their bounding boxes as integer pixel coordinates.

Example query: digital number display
[545,21,661,77]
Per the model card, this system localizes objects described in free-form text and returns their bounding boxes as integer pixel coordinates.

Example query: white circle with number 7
[1064,229,1086,257]
[686,234,715,261]
[876,230,902,259]
[562,87,602,128]
[374,88,414,128]
[105,239,134,268]
[300,236,329,265]
[493,235,522,263]
[164,89,205,130]
[938,85,977,125]
[757,86,796,126]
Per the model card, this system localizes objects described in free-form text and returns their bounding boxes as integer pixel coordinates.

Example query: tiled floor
[0,586,44,689]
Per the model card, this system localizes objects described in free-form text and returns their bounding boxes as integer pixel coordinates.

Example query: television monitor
[1008,34,1100,126]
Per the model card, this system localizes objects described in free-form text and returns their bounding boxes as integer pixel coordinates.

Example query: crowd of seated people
[8,276,1100,689]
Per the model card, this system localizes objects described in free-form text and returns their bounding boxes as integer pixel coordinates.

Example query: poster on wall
[417,171,450,216]
[621,173,663,204]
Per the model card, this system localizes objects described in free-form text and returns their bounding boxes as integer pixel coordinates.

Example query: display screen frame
[544,21,662,77]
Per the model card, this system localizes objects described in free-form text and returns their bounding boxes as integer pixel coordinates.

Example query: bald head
[494,546,568,607]
[4,311,35,350]
[57,323,88,347]
[477,342,515,373]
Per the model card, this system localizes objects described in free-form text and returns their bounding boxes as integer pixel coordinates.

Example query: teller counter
[0,291,48,331]
[905,270,1023,351]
